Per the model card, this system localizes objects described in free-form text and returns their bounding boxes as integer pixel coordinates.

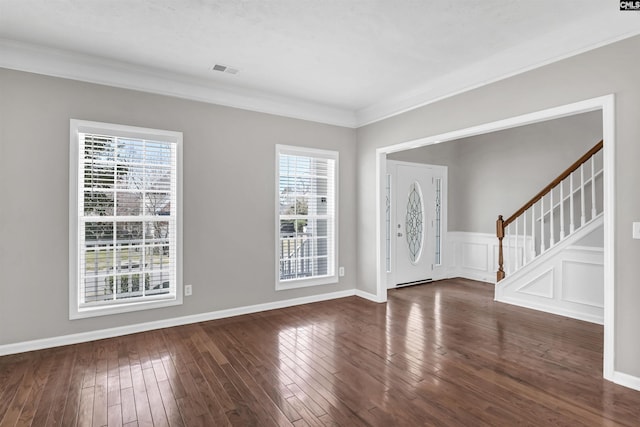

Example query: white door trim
[386,160,448,287]
[375,94,615,382]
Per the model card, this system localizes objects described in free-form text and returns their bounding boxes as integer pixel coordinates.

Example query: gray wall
[357,35,640,377]
[388,111,602,233]
[0,69,357,345]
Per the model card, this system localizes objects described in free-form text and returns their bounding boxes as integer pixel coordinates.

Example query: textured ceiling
[1,1,639,126]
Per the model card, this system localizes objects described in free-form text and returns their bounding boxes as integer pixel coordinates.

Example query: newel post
[496,215,505,282]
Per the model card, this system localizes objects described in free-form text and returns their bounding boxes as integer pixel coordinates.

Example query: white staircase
[495,214,603,323]
[495,140,604,323]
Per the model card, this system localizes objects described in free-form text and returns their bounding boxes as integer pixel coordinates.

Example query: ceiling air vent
[212,64,239,75]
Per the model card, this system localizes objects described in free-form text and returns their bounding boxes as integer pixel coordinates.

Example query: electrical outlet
[633,222,640,239]
[339,267,345,277]
[185,284,193,296]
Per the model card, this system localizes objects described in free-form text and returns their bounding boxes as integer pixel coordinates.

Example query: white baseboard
[495,295,604,325]
[355,289,386,303]
[0,289,357,356]
[611,370,640,392]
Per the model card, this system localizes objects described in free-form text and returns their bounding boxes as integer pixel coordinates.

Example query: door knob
[397,232,403,237]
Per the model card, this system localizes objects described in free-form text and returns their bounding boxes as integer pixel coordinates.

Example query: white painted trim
[386,160,449,286]
[446,231,505,283]
[374,148,388,302]
[2,24,638,129]
[497,214,604,286]
[602,95,615,381]
[274,145,339,290]
[495,212,607,325]
[611,371,640,392]
[0,289,357,356]
[69,119,184,319]
[356,24,640,126]
[0,39,356,128]
[445,231,533,283]
[496,295,604,325]
[355,289,386,303]
[375,94,615,382]
[384,96,611,154]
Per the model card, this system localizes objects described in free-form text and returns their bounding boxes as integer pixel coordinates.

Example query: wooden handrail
[496,139,603,282]
[503,139,603,228]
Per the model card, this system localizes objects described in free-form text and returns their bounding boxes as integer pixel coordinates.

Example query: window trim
[69,119,183,319]
[275,145,339,290]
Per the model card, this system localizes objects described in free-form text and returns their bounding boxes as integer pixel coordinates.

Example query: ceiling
[1,1,639,127]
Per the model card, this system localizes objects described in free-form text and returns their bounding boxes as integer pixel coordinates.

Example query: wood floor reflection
[1,278,639,426]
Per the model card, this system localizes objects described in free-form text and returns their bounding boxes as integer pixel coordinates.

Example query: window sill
[70,295,182,319]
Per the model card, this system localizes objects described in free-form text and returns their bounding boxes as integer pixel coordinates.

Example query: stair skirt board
[495,246,604,324]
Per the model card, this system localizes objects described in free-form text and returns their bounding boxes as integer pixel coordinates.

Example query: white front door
[394,163,436,286]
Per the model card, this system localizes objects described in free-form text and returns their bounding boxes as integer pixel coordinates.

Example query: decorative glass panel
[435,178,442,266]
[385,174,391,273]
[405,182,424,263]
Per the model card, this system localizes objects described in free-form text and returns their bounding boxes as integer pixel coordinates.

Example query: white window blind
[276,145,338,288]
[70,120,182,318]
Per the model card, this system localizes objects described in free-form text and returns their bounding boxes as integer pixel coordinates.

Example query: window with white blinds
[70,120,182,319]
[276,145,338,289]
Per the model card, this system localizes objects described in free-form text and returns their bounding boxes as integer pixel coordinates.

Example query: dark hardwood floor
[1,278,639,426]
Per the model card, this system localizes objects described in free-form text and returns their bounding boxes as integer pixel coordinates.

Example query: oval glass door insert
[405,181,424,263]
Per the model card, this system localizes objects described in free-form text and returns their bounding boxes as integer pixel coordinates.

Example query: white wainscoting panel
[495,246,604,324]
[561,260,604,307]
[447,232,496,282]
[517,268,554,299]
[447,232,531,283]
[461,242,488,272]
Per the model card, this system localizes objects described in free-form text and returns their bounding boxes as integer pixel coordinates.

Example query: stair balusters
[496,140,604,282]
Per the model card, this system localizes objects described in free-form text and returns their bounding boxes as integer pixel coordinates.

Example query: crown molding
[0,39,357,128]
[2,15,639,131]
[355,17,640,127]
